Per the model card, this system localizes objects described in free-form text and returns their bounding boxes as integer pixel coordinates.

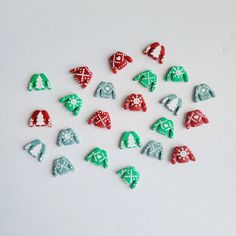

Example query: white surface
[0,0,236,235]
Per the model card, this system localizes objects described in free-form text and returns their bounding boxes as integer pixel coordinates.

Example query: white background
[0,0,236,235]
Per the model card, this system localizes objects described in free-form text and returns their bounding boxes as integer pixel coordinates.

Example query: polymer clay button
[185,109,209,129]
[88,110,111,129]
[28,73,52,91]
[57,128,80,146]
[110,51,133,73]
[28,110,52,127]
[141,141,163,160]
[117,166,140,189]
[69,66,93,89]
[124,94,147,112]
[53,157,75,176]
[151,117,174,138]
[143,42,165,64]
[165,66,188,82]
[193,84,216,102]
[23,139,46,162]
[85,147,108,168]
[59,94,82,116]
[171,146,196,164]
[160,94,182,115]
[133,70,158,92]
[119,131,142,149]
[94,81,117,99]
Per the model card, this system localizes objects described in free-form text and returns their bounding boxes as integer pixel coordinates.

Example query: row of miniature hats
[28,106,210,135]
[28,66,189,93]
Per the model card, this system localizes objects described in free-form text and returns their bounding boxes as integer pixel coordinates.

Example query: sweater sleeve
[131,132,142,147]
[183,70,189,82]
[119,132,129,149]
[133,71,145,81]
[57,131,63,146]
[202,113,209,124]
[40,73,51,90]
[193,85,200,102]
[88,112,97,125]
[109,83,117,99]
[175,98,182,115]
[28,74,38,91]
[141,142,151,155]
[72,130,80,144]
[94,82,104,97]
[141,96,147,112]
[124,54,133,62]
[123,95,131,110]
[165,68,173,81]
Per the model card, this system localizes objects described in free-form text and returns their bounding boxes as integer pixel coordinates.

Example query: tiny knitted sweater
[119,131,142,149]
[94,81,117,99]
[152,117,174,138]
[160,94,182,115]
[165,66,188,82]
[171,146,196,164]
[85,147,108,168]
[141,141,163,160]
[24,139,46,162]
[193,84,215,102]
[57,128,80,146]
[28,73,51,91]
[53,157,75,176]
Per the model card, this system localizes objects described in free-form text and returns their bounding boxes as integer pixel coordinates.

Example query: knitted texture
[57,128,80,146]
[119,131,142,149]
[88,110,111,129]
[24,139,46,162]
[160,94,182,115]
[53,157,75,176]
[133,70,157,92]
[185,109,209,129]
[143,42,165,64]
[94,81,117,99]
[59,94,82,116]
[110,51,133,73]
[124,94,147,112]
[28,73,51,91]
[165,66,188,82]
[85,147,108,168]
[171,146,196,164]
[141,141,163,160]
[194,84,215,102]
[152,117,174,138]
[29,110,52,127]
[117,166,140,189]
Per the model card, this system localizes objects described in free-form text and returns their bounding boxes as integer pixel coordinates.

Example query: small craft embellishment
[53,157,75,176]
[57,128,80,146]
[88,110,111,129]
[110,51,133,73]
[29,110,52,127]
[124,94,147,112]
[28,73,52,91]
[94,81,117,99]
[143,42,165,64]
[160,94,182,115]
[185,109,209,129]
[171,146,196,164]
[119,131,142,149]
[133,70,158,92]
[141,141,163,160]
[24,139,46,162]
[69,66,93,89]
[165,66,188,82]
[85,147,108,168]
[151,117,174,138]
[117,166,140,189]
[193,84,216,102]
[59,94,83,116]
